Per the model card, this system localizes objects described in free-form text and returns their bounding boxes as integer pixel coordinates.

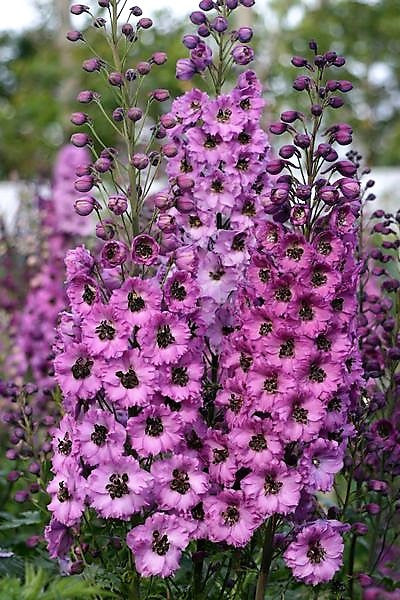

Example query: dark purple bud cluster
[267,40,358,231]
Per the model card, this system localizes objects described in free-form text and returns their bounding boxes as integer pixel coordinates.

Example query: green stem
[255,516,277,600]
[347,533,357,599]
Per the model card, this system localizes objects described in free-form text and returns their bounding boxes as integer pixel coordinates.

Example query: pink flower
[102,350,156,408]
[54,343,101,398]
[110,277,162,325]
[242,461,301,517]
[127,405,183,456]
[87,457,153,519]
[158,353,203,401]
[127,513,191,577]
[204,490,260,547]
[141,314,190,365]
[302,438,343,492]
[51,415,79,471]
[47,466,86,526]
[151,455,208,513]
[81,303,131,359]
[75,408,126,466]
[284,520,345,585]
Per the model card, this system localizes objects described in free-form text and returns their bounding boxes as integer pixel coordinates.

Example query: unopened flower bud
[108,194,128,215]
[137,61,151,75]
[127,107,143,121]
[291,55,307,67]
[131,153,149,170]
[183,34,199,49]
[151,88,170,102]
[71,133,90,147]
[232,45,254,65]
[70,112,88,126]
[212,16,228,32]
[190,11,207,25]
[108,71,124,86]
[77,90,95,103]
[75,175,94,193]
[163,143,178,158]
[67,30,83,42]
[237,27,253,42]
[74,196,98,216]
[71,4,90,15]
[138,17,153,29]
[152,51,167,65]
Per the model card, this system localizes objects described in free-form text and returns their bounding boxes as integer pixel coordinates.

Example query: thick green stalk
[255,516,277,600]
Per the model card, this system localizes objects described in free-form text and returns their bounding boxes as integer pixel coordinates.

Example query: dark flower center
[170,280,187,301]
[259,321,273,336]
[240,353,253,372]
[316,334,331,351]
[311,270,328,287]
[279,339,295,358]
[292,405,308,424]
[263,374,278,394]
[286,247,304,261]
[156,324,175,348]
[152,530,170,556]
[189,215,202,228]
[240,98,251,110]
[217,108,232,122]
[145,416,164,437]
[223,505,240,526]
[299,302,313,321]
[171,366,189,387]
[274,286,292,302]
[128,291,145,312]
[309,364,327,383]
[258,268,271,283]
[116,368,139,388]
[135,241,153,259]
[317,241,332,256]
[57,481,70,503]
[212,448,229,464]
[95,320,116,341]
[204,134,218,149]
[106,473,129,499]
[232,233,246,251]
[249,433,268,452]
[229,393,243,414]
[83,284,96,305]
[331,297,344,312]
[170,469,190,494]
[209,268,225,281]
[307,541,326,564]
[211,179,224,193]
[191,502,205,521]
[71,357,93,380]
[91,424,108,446]
[264,474,283,495]
[242,199,256,216]
[238,131,251,144]
[236,157,249,171]
[181,158,192,173]
[58,433,72,455]
[327,396,341,412]
[185,429,203,450]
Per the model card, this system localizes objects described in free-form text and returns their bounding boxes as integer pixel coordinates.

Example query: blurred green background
[0,0,398,180]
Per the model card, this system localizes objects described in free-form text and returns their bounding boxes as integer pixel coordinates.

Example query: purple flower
[131,234,160,266]
[127,513,191,577]
[102,350,156,409]
[190,42,213,71]
[151,455,208,512]
[231,45,255,65]
[76,408,126,466]
[87,457,153,519]
[127,405,183,456]
[101,240,129,268]
[204,490,260,547]
[284,520,345,585]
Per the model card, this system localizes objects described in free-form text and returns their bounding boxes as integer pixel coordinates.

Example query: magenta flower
[151,455,208,512]
[127,405,183,456]
[127,513,191,577]
[81,303,131,359]
[51,415,79,471]
[158,353,203,401]
[204,490,260,547]
[284,520,345,585]
[47,466,86,526]
[44,518,74,559]
[54,343,101,398]
[302,438,343,492]
[102,350,156,408]
[76,408,126,466]
[110,276,162,325]
[66,276,100,316]
[87,457,153,519]
[242,461,301,517]
[131,234,160,266]
[141,314,190,365]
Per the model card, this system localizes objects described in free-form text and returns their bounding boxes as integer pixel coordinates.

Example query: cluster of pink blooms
[45,2,362,588]
[8,146,89,393]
